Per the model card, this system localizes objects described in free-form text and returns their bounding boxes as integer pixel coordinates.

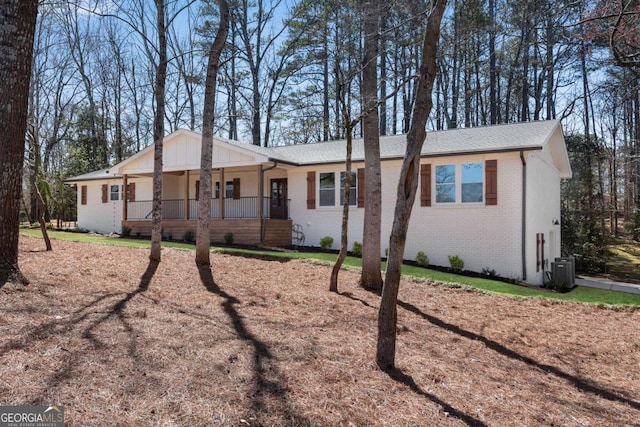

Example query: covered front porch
[123,195,292,246]
[110,129,294,246]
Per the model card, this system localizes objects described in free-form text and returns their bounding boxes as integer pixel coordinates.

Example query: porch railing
[162,199,185,219]
[127,197,289,220]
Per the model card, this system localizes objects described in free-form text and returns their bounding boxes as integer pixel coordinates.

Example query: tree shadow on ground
[1,259,158,358]
[339,291,372,307]
[216,250,293,263]
[396,299,640,411]
[338,290,640,420]
[337,291,483,425]
[385,368,487,427]
[7,259,160,406]
[80,259,158,353]
[197,264,311,426]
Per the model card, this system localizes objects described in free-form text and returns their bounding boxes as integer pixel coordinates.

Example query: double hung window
[319,173,335,206]
[461,163,483,203]
[110,185,120,201]
[340,171,357,206]
[319,171,357,207]
[435,162,483,204]
[435,165,455,203]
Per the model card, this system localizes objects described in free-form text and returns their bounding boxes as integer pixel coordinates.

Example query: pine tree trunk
[323,24,330,142]
[379,9,387,136]
[377,0,447,371]
[520,3,531,122]
[330,129,353,293]
[0,0,38,287]
[545,2,555,120]
[229,16,238,140]
[36,186,52,251]
[489,0,497,124]
[634,76,640,240]
[360,0,383,293]
[196,0,230,266]
[30,129,52,251]
[150,0,167,262]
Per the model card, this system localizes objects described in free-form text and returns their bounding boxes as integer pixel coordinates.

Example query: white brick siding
[289,149,561,285]
[76,180,123,234]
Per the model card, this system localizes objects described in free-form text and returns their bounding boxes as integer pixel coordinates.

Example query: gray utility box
[551,256,576,288]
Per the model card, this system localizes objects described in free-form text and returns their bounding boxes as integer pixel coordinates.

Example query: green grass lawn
[20,228,640,307]
[605,240,640,284]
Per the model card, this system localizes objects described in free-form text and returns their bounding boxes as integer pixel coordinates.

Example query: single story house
[64,120,572,285]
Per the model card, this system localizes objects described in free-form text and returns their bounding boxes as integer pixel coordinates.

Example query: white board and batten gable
[110,129,272,175]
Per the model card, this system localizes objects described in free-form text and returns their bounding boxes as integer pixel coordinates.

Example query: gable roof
[65,120,572,182]
[264,120,571,178]
[63,168,115,183]
[266,120,561,162]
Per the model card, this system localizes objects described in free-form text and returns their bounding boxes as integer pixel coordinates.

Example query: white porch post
[184,170,189,220]
[122,174,128,221]
[257,165,263,220]
[220,167,225,219]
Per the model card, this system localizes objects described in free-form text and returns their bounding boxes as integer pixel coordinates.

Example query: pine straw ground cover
[1,237,639,426]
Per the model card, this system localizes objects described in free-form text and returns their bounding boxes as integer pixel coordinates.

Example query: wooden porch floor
[122,218,293,247]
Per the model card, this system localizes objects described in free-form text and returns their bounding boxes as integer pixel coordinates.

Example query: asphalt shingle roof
[265,120,560,165]
[63,168,115,182]
[64,120,564,182]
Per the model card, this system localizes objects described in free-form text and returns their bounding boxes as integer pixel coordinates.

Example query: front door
[270,178,288,219]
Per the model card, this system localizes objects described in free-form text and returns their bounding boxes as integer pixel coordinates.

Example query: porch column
[184,170,189,220]
[220,167,225,219]
[122,174,128,221]
[257,165,263,220]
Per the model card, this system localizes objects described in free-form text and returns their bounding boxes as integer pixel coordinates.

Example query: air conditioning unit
[551,259,575,289]
[555,256,576,288]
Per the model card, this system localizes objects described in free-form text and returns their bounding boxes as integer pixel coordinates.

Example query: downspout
[260,161,279,243]
[520,151,527,281]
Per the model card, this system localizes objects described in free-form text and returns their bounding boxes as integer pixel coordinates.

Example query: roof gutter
[520,151,527,282]
[268,157,298,167]
[260,161,279,243]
